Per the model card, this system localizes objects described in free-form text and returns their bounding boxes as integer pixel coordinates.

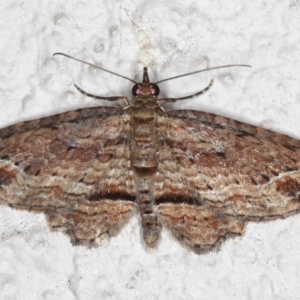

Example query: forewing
[0,107,136,246]
[156,110,300,253]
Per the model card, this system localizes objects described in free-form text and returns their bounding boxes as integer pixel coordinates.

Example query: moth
[0,53,300,254]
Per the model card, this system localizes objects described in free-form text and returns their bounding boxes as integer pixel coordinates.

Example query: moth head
[132,67,160,97]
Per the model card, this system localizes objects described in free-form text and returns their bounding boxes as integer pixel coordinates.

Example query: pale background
[1,1,300,299]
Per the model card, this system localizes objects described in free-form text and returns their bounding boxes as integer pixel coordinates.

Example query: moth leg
[74,84,129,106]
[157,79,214,103]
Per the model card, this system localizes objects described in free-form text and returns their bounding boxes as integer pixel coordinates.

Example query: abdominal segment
[130,106,161,246]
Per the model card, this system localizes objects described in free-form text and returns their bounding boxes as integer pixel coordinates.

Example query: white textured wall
[1,1,300,299]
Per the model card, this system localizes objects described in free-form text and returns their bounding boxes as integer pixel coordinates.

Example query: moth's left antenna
[53,52,138,84]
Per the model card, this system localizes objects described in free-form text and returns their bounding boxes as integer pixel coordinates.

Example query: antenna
[54,52,251,86]
[53,52,138,84]
[155,64,252,84]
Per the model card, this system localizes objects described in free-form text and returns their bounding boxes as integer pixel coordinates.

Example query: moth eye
[151,84,160,96]
[132,84,140,96]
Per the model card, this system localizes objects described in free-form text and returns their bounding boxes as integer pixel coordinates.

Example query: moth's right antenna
[155,64,252,84]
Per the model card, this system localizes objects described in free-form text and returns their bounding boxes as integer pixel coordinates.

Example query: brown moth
[0,53,300,254]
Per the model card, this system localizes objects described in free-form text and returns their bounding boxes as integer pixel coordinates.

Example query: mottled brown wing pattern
[0,107,136,247]
[156,110,300,253]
